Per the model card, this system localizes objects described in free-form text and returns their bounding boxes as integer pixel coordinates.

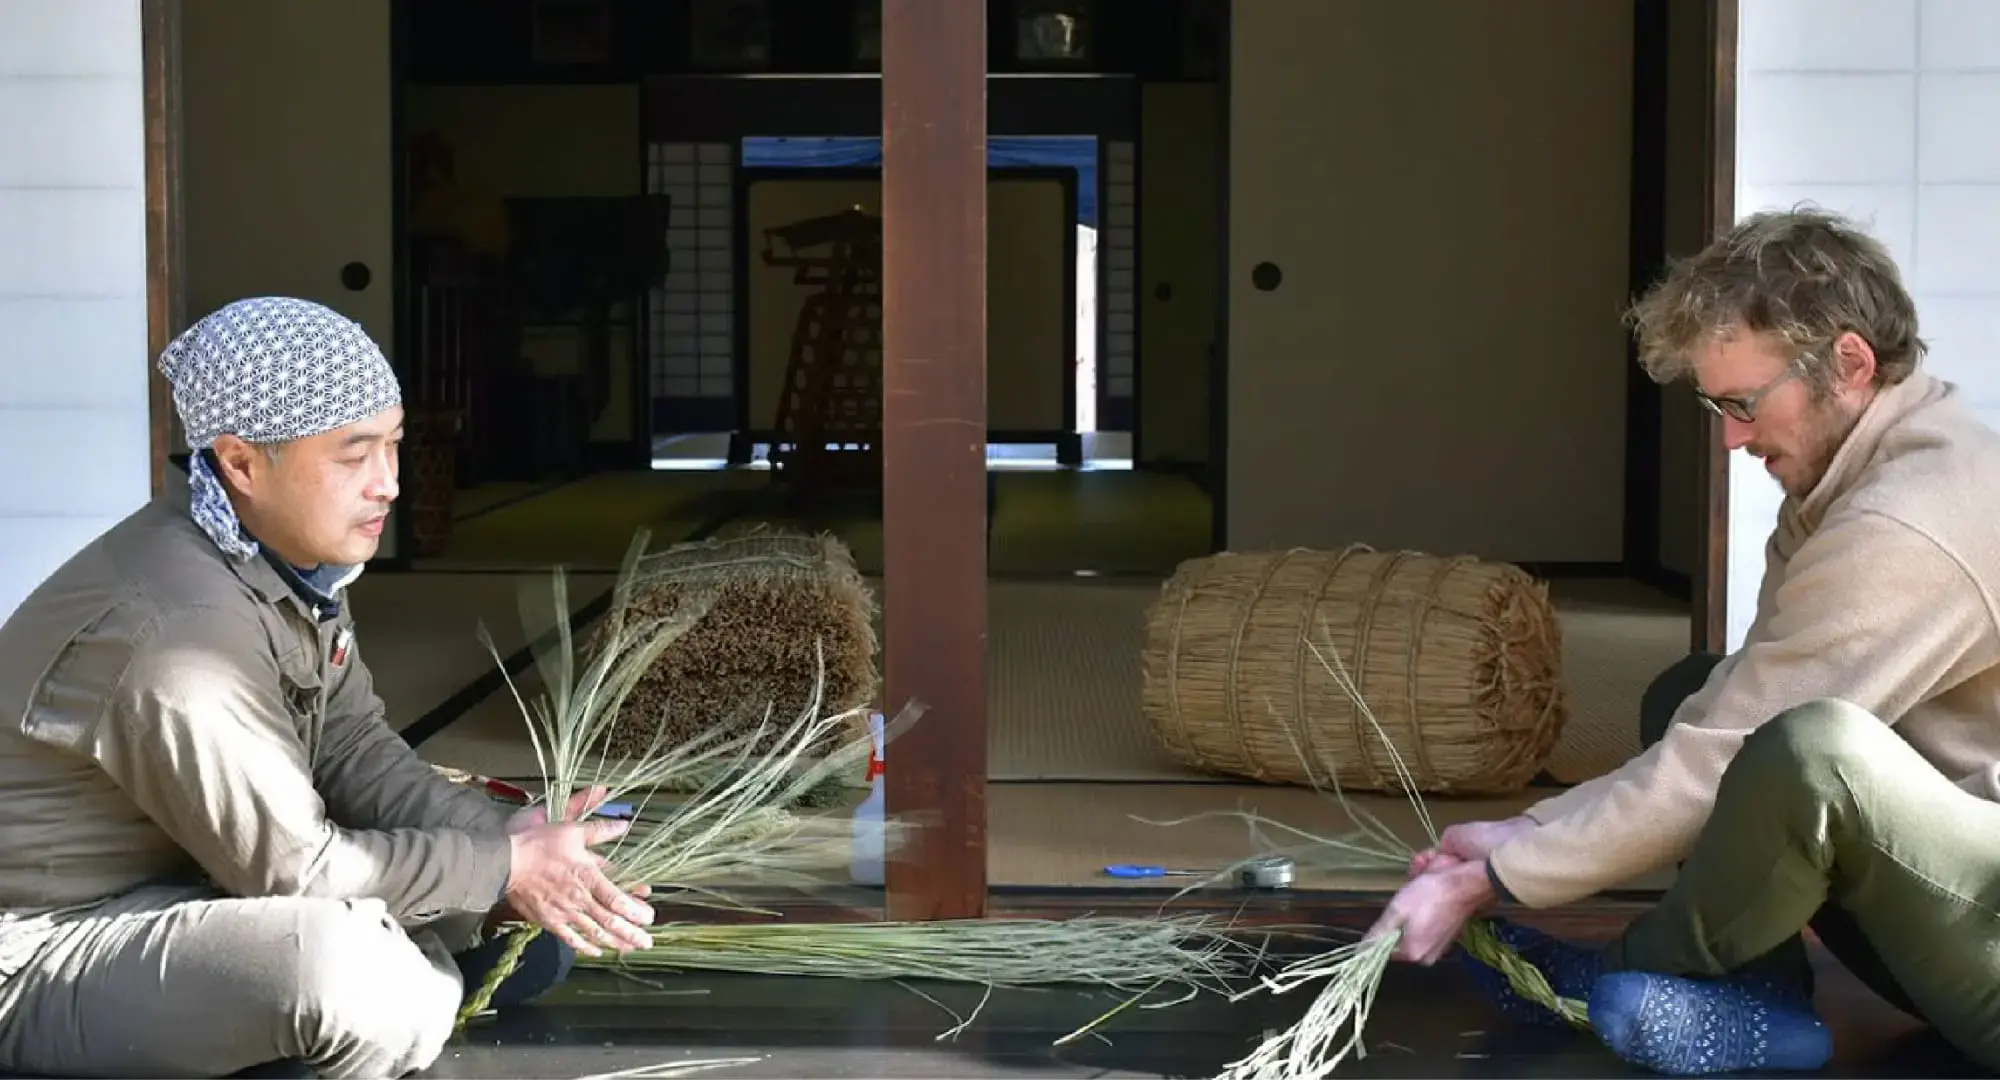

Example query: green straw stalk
[582,916,1276,1044]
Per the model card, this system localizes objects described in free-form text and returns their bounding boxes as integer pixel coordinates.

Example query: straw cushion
[1139,546,1568,795]
[595,529,879,760]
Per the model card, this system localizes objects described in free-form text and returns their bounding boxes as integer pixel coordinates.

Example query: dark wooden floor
[433,922,1980,1079]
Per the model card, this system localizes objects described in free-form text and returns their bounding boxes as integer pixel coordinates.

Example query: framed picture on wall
[690,0,773,71]
[529,0,616,67]
[1014,0,1094,65]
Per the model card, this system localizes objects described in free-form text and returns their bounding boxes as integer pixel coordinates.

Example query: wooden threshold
[649,886,1662,944]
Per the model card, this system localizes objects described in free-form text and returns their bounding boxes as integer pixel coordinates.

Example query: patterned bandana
[157,296,401,561]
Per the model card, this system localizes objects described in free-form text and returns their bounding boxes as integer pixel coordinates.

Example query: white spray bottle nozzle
[849,710,888,886]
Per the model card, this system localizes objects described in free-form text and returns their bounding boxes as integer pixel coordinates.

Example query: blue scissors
[1102,863,1206,879]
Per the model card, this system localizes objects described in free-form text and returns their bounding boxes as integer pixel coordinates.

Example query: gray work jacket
[0,469,513,927]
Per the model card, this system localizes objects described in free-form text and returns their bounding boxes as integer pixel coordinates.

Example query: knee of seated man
[285,900,461,1067]
[1737,698,1887,786]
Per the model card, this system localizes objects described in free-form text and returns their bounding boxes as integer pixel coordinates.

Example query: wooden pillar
[142,0,186,496]
[1696,0,1737,653]
[880,0,989,921]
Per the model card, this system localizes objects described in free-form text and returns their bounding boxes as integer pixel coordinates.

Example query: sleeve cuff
[1485,858,1518,905]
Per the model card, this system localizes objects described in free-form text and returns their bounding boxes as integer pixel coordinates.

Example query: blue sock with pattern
[1588,969,1833,1076]
[1456,919,1604,1028]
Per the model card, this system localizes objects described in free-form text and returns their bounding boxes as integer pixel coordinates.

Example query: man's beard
[1758,394,1862,498]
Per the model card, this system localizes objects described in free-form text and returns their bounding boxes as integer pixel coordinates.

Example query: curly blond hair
[1627,206,1925,392]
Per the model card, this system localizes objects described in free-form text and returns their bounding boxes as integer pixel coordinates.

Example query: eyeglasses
[1694,358,1808,423]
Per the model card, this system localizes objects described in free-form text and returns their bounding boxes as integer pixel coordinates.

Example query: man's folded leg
[0,885,463,1080]
[1599,699,2000,1075]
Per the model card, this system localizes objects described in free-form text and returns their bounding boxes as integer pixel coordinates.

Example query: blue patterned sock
[1456,919,1603,1028]
[1588,969,1833,1076]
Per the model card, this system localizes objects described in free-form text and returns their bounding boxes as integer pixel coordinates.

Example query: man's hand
[504,815,655,958]
[508,785,612,836]
[1365,858,1498,966]
[1407,815,1536,879]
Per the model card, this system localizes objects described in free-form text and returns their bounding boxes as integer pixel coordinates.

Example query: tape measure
[1238,855,1297,890]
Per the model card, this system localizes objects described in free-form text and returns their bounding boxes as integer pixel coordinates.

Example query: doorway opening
[647,133,1128,474]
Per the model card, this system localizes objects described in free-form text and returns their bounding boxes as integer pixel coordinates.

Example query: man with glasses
[1364,208,2000,1076]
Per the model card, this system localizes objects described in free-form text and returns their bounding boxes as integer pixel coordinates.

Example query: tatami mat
[407,577,1189,783]
[417,676,562,779]
[986,781,1676,891]
[450,480,555,521]
[422,471,766,571]
[347,570,616,725]
[985,580,1208,781]
[1541,605,1684,784]
[381,568,1687,895]
[989,471,1213,575]
[977,579,1686,786]
[708,470,1213,577]
[406,573,1685,794]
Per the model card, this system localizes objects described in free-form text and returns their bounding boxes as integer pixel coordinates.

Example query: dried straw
[591,530,878,763]
[584,915,1273,1043]
[465,534,1285,1046]
[1141,546,1569,794]
[1221,934,1399,1078]
[456,532,923,1030]
[575,1059,765,1080]
[1187,629,1586,1078]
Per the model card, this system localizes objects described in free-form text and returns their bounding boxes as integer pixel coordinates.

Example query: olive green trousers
[1604,652,2000,1070]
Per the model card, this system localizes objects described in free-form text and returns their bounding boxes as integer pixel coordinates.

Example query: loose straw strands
[480,531,923,906]
[1220,933,1399,1080]
[1201,630,1584,1078]
[1299,632,1586,1029]
[457,532,927,1028]
[583,916,1273,1043]
[575,1058,766,1080]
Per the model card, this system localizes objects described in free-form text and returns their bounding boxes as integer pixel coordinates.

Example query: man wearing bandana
[0,297,655,1078]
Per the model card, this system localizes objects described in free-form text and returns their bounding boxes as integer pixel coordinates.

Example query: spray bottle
[849,709,887,886]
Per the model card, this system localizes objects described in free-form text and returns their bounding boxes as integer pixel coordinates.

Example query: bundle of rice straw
[457,533,922,1027]
[584,916,1272,1044]
[1161,632,1586,1079]
[459,534,1279,1044]
[587,530,878,762]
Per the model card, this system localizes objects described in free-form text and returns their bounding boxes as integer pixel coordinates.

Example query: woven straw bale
[597,530,879,760]
[1140,545,1567,795]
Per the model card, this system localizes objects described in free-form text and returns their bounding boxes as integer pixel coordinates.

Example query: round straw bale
[595,530,879,761]
[1139,546,1567,795]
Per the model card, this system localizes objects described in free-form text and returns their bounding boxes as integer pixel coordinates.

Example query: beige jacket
[1490,371,2000,908]
[0,470,514,921]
